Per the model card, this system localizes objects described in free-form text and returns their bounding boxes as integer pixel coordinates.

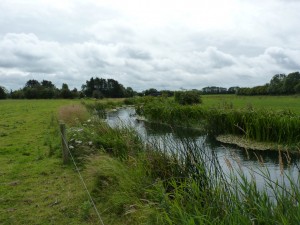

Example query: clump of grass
[85,154,158,225]
[58,104,89,126]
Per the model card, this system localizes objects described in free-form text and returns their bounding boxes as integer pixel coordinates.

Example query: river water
[106,107,300,189]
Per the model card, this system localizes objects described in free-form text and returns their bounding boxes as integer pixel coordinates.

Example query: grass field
[0,99,100,224]
[201,94,300,113]
[1,96,300,224]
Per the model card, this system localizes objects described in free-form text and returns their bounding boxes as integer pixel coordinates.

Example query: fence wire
[60,127,105,225]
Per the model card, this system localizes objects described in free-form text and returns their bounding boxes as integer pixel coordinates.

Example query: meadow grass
[2,97,300,224]
[0,99,100,224]
[201,94,300,113]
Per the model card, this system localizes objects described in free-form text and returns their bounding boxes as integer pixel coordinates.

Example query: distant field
[201,95,300,113]
[0,99,97,224]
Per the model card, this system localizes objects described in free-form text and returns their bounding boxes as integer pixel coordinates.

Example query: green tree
[60,83,73,99]
[144,88,159,96]
[294,83,300,94]
[282,72,300,94]
[23,79,41,99]
[0,86,8,99]
[82,77,127,98]
[268,74,286,95]
[11,89,24,99]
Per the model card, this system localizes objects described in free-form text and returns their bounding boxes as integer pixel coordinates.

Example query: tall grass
[135,97,300,145]
[66,102,300,224]
[58,104,89,126]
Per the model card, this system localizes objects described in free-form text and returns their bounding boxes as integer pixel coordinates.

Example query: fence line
[60,123,105,225]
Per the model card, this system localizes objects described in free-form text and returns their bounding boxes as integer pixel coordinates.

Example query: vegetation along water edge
[131,94,300,152]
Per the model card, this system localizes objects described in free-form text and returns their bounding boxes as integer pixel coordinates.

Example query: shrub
[174,91,202,105]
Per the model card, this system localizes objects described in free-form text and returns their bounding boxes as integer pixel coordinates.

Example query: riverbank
[131,96,300,150]
[73,101,300,224]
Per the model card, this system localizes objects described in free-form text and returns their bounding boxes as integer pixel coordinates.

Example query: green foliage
[143,88,160,96]
[60,83,73,99]
[282,71,300,94]
[0,85,8,99]
[135,96,300,145]
[268,74,286,94]
[238,71,300,96]
[174,91,202,105]
[205,108,300,144]
[82,77,128,98]
[77,114,300,224]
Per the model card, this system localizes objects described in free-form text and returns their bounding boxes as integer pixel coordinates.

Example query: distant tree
[11,89,24,99]
[294,83,300,94]
[92,90,104,99]
[71,88,80,98]
[39,80,56,98]
[161,90,174,97]
[144,88,159,96]
[60,83,73,99]
[282,72,300,94]
[268,74,286,95]
[25,79,41,88]
[41,80,55,88]
[83,77,127,98]
[107,79,126,98]
[125,87,135,97]
[0,86,8,99]
[228,86,239,94]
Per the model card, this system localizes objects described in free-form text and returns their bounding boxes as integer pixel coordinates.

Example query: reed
[69,100,300,224]
[135,97,300,145]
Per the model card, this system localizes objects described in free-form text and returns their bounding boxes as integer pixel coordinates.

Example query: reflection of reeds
[279,149,284,175]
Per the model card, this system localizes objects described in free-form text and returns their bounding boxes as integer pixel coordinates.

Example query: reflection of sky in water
[106,108,300,191]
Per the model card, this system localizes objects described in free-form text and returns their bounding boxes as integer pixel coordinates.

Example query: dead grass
[58,104,89,126]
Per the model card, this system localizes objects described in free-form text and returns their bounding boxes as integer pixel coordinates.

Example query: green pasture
[202,95,300,113]
[1,98,300,224]
[0,99,98,224]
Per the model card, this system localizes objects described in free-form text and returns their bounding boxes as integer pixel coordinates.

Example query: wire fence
[60,123,105,225]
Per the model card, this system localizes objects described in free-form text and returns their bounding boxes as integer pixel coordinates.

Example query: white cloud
[1,0,300,91]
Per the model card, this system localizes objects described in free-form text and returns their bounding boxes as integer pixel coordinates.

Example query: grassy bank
[65,102,300,224]
[133,96,300,148]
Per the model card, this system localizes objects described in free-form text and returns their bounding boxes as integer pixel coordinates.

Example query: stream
[106,107,300,189]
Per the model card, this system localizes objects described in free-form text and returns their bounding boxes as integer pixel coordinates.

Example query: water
[106,107,300,189]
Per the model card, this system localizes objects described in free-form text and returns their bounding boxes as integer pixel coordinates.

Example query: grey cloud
[0,33,63,73]
[264,47,300,70]
[1,1,300,92]
[118,46,152,60]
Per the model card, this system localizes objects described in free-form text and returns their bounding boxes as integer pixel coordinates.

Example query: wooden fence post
[60,123,69,164]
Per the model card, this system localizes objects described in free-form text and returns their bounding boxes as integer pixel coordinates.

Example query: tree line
[1,71,300,99]
[0,77,135,99]
[237,71,300,96]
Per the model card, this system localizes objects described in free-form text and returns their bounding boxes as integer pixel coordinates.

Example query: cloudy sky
[1,0,300,91]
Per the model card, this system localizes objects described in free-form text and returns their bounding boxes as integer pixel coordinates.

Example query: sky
[1,0,300,91]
